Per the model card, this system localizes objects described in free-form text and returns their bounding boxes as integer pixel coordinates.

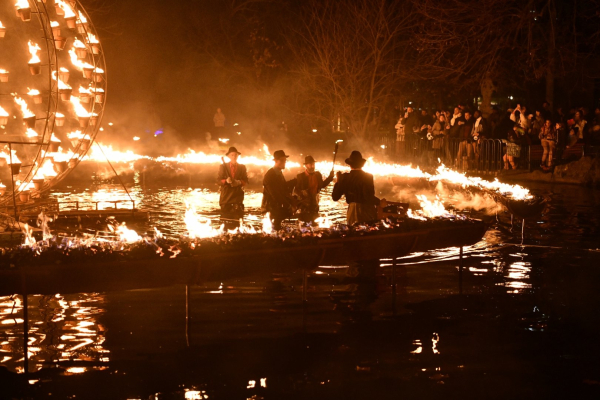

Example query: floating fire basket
[33,178,45,191]
[59,87,72,101]
[53,161,68,173]
[28,62,41,75]
[0,70,8,82]
[54,37,67,50]
[55,113,65,127]
[19,190,30,202]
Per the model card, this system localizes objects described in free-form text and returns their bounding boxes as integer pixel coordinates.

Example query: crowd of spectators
[395,103,600,171]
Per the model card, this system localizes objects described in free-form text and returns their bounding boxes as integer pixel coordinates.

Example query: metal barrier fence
[401,135,504,174]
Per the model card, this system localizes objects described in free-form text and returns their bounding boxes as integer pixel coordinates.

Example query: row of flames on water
[20,193,461,250]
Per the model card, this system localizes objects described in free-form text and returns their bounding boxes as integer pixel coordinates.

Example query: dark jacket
[332,170,378,205]
[401,112,420,136]
[261,167,296,214]
[217,163,248,206]
[295,170,334,214]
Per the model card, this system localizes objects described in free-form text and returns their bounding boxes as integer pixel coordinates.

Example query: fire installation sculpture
[0,0,106,204]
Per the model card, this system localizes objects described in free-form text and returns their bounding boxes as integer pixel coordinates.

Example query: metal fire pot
[65,17,76,29]
[75,47,88,59]
[54,161,68,173]
[0,27,6,38]
[83,66,94,79]
[78,116,90,128]
[19,190,31,202]
[49,141,60,152]
[29,62,41,75]
[10,163,22,175]
[18,8,31,22]
[80,138,91,151]
[0,186,5,196]
[0,116,8,125]
[59,88,72,101]
[0,71,8,83]
[55,115,65,127]
[55,37,67,50]
[33,178,45,191]
[23,116,36,129]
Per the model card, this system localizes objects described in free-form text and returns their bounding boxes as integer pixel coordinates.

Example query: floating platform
[0,220,488,296]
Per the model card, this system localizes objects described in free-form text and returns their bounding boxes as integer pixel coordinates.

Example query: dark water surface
[2,181,600,399]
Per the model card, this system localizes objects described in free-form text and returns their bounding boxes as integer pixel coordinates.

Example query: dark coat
[294,170,334,214]
[217,163,248,206]
[332,170,378,205]
[401,112,420,136]
[262,167,296,215]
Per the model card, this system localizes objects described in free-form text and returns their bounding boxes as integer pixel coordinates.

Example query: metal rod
[391,259,397,315]
[459,246,464,295]
[9,143,19,223]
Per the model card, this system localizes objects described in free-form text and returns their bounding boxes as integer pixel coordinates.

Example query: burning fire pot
[54,161,67,173]
[68,159,77,168]
[77,22,89,35]
[19,190,31,202]
[29,62,41,75]
[65,16,77,30]
[55,4,64,16]
[0,26,6,38]
[10,163,22,175]
[23,115,36,129]
[89,114,98,126]
[75,47,88,59]
[59,88,72,101]
[93,69,104,83]
[59,68,70,83]
[0,115,7,126]
[55,113,65,127]
[17,8,31,22]
[80,138,91,150]
[54,37,67,50]
[91,43,101,54]
[0,186,5,196]
[49,141,60,152]
[78,116,90,128]
[29,91,42,104]
[33,178,45,191]
[0,70,8,82]
[83,66,94,79]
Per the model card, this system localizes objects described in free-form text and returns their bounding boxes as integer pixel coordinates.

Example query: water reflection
[2,181,600,398]
[0,293,108,373]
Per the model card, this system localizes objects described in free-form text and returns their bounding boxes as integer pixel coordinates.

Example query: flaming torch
[27,88,42,104]
[69,97,91,128]
[0,20,6,38]
[27,40,42,75]
[15,0,31,22]
[0,68,7,82]
[52,71,72,100]
[0,106,8,126]
[13,95,36,128]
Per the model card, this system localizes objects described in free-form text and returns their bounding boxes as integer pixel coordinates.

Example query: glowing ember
[112,223,142,243]
[315,215,333,229]
[13,95,34,118]
[27,41,41,64]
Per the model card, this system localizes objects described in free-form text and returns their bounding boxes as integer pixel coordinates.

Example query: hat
[345,151,366,168]
[304,155,316,164]
[273,150,289,160]
[225,146,241,156]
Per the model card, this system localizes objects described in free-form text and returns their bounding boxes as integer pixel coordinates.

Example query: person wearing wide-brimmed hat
[262,150,298,229]
[294,155,334,222]
[332,151,378,225]
[217,147,248,219]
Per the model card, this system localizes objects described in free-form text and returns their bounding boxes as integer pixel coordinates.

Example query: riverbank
[498,156,600,187]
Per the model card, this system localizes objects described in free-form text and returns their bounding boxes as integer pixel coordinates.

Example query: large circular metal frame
[0,0,106,205]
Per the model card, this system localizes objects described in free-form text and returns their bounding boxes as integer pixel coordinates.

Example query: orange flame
[27,41,41,64]
[12,95,34,118]
[69,96,91,117]
[56,0,76,18]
